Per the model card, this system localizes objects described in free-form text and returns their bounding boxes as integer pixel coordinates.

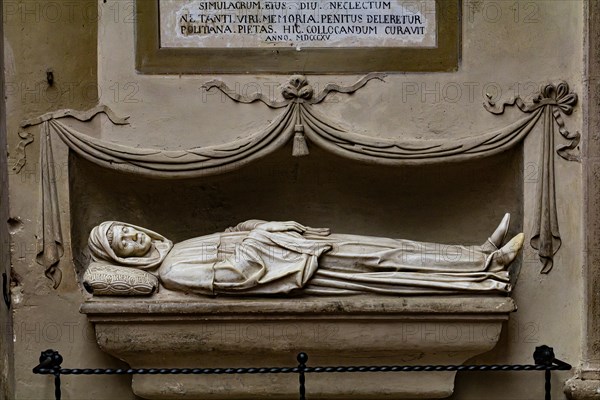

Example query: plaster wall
[0,1,15,398]
[3,0,135,399]
[2,0,587,399]
[564,1,600,398]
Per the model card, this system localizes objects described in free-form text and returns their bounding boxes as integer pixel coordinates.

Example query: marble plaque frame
[135,0,460,74]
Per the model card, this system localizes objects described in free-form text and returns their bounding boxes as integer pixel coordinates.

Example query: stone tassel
[293,124,309,157]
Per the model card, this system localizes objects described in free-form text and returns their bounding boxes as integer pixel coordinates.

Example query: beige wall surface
[1,1,14,398]
[3,0,587,399]
[3,0,135,399]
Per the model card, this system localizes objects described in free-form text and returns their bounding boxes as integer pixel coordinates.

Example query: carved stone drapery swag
[13,77,578,288]
[37,122,63,289]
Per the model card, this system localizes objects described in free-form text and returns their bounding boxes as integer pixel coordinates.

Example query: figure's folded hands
[257,221,330,236]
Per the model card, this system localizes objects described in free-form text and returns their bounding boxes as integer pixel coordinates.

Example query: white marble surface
[159,0,437,48]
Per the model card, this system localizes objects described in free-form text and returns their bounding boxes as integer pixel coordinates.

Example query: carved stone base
[565,375,600,399]
[81,295,515,399]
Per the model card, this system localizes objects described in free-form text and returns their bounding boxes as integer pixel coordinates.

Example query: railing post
[534,345,555,400]
[545,369,551,400]
[54,371,62,400]
[297,352,308,400]
[33,349,63,400]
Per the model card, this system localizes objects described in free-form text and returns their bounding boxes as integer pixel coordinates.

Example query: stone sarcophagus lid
[81,295,515,399]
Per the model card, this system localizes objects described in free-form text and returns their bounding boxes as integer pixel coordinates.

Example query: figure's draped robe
[157,228,511,296]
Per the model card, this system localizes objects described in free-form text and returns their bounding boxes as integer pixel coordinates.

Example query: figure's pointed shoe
[481,213,511,252]
[496,233,525,266]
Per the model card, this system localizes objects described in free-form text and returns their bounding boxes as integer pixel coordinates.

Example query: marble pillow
[83,262,159,296]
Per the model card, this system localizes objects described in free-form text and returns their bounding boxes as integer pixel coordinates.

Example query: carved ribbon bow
[485,82,579,161]
[282,75,314,102]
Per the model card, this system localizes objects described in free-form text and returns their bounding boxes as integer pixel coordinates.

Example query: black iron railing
[33,345,571,400]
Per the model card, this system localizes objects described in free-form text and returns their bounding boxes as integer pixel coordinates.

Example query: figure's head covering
[88,221,173,270]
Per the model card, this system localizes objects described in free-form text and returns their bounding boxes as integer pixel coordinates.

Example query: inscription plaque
[136,0,459,73]
[160,0,437,49]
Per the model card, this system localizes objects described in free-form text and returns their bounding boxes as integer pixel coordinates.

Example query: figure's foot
[481,213,511,253]
[489,233,525,271]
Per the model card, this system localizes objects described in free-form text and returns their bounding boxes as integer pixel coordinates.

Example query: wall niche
[70,142,523,277]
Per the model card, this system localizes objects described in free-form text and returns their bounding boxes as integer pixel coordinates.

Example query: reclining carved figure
[84,215,524,296]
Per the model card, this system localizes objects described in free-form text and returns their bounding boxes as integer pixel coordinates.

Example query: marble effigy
[83,215,523,297]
